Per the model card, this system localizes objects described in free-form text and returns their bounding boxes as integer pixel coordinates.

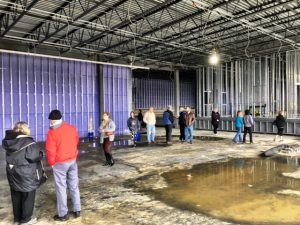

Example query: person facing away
[45,110,81,221]
[2,122,42,225]
[163,105,175,144]
[127,111,141,147]
[273,111,286,142]
[178,107,186,143]
[99,112,116,166]
[233,110,244,143]
[184,106,196,144]
[137,109,145,128]
[243,109,254,143]
[211,108,221,135]
[143,107,156,145]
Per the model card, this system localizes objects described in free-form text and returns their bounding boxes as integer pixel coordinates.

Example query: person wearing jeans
[143,107,156,144]
[184,107,195,144]
[233,111,244,143]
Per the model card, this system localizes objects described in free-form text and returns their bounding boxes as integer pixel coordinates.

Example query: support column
[174,69,180,117]
[98,64,104,118]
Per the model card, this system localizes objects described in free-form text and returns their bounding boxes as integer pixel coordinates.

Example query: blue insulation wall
[0,53,99,141]
[103,65,130,134]
[133,78,196,109]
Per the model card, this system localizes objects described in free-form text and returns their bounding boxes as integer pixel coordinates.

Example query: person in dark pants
[273,111,286,142]
[178,107,186,143]
[127,111,141,147]
[99,112,116,166]
[2,122,42,225]
[163,105,175,144]
[137,109,145,128]
[211,108,220,134]
[243,109,254,143]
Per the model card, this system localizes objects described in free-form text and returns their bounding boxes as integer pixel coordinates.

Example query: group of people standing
[127,106,196,146]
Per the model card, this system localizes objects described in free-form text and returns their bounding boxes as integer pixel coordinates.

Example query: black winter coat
[2,131,42,192]
[273,115,286,128]
[178,111,186,126]
[127,117,141,132]
[211,111,221,125]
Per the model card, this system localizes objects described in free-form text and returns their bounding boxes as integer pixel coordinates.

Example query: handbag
[105,131,114,136]
[36,160,48,186]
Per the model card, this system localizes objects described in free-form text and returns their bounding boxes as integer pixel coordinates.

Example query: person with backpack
[273,111,286,142]
[243,109,254,143]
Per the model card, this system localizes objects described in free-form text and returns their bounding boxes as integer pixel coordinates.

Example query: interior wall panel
[0,53,99,141]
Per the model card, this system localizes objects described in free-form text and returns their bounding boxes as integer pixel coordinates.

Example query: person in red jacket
[45,110,81,221]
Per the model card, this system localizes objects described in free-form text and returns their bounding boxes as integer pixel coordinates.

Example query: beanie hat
[48,110,62,120]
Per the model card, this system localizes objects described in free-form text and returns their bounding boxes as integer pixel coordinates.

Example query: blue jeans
[233,127,243,143]
[185,126,193,143]
[147,124,156,143]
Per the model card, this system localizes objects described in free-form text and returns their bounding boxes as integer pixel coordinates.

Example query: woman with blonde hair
[99,112,116,166]
[2,122,43,225]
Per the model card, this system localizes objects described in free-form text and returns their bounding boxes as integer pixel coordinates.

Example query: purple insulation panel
[133,78,196,109]
[103,65,130,134]
[0,53,99,141]
[180,82,196,108]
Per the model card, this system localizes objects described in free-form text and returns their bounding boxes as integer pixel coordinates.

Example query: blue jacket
[235,116,244,129]
[163,110,174,125]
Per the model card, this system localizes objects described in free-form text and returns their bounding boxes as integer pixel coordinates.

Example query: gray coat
[99,119,116,143]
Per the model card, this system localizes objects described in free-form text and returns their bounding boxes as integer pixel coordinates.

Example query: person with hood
[163,105,175,144]
[127,111,141,147]
[99,112,116,166]
[211,108,221,134]
[2,121,42,225]
[46,110,81,221]
[273,111,287,142]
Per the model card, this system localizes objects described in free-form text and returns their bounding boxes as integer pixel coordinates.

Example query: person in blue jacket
[233,110,244,143]
[163,105,175,144]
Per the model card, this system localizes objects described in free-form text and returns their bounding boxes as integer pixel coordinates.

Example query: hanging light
[209,48,220,65]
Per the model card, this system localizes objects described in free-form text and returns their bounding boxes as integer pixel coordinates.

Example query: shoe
[102,162,109,166]
[53,214,69,221]
[20,217,37,225]
[190,141,193,144]
[73,211,81,218]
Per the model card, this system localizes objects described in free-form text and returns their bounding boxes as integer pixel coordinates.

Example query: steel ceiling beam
[64,0,182,53]
[120,0,292,59]
[23,0,72,39]
[0,0,40,37]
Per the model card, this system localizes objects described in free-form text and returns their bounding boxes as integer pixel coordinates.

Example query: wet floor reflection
[151,157,300,224]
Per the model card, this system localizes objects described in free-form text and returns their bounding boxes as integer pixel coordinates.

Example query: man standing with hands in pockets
[46,110,81,221]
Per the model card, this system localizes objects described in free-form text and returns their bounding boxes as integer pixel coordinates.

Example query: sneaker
[53,214,69,221]
[73,211,81,218]
[20,217,37,225]
[190,141,193,144]
[102,162,109,166]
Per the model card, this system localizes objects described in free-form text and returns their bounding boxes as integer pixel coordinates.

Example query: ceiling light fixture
[209,48,220,65]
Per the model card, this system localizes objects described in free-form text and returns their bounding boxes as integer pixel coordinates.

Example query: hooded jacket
[127,117,140,132]
[2,131,42,192]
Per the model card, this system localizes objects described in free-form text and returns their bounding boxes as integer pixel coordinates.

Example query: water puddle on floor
[150,157,300,224]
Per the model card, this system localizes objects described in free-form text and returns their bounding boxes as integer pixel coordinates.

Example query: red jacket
[46,122,79,166]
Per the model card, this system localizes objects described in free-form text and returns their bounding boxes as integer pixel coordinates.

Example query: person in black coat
[127,111,141,147]
[211,108,221,134]
[178,107,186,143]
[273,111,286,141]
[2,122,42,225]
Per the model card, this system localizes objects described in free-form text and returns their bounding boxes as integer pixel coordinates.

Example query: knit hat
[48,110,62,120]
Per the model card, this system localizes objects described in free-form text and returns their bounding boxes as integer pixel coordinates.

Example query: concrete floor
[0,129,299,225]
